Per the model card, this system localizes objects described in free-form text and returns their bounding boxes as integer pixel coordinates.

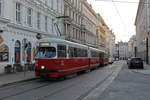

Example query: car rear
[129,58,143,69]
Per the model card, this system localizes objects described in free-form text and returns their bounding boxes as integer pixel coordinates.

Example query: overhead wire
[112,0,127,33]
[95,0,138,3]
[95,0,150,5]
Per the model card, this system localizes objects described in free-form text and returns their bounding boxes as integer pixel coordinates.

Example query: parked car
[128,57,144,69]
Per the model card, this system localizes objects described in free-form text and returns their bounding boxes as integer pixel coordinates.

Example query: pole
[146,37,149,64]
[146,0,149,64]
[24,49,26,77]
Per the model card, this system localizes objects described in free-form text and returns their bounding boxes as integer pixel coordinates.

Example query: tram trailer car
[35,38,105,78]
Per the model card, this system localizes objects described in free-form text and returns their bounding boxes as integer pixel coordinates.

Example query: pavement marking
[80,61,125,100]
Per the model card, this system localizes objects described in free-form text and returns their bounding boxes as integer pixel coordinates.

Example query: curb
[0,77,38,88]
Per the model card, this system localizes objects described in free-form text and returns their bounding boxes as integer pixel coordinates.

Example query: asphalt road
[0,61,124,100]
[96,63,150,100]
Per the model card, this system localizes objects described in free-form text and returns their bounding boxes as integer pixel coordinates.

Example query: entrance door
[15,40,21,63]
[27,42,31,63]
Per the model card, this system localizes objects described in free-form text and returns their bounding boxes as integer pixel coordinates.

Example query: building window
[37,12,41,29]
[16,2,22,24]
[52,19,54,33]
[69,8,71,17]
[27,8,32,27]
[0,0,3,16]
[56,0,59,12]
[50,0,53,9]
[64,5,67,16]
[45,16,48,32]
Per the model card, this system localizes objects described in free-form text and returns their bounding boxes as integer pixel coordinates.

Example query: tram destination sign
[39,42,50,46]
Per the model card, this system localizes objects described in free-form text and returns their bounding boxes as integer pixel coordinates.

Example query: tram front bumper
[35,70,59,78]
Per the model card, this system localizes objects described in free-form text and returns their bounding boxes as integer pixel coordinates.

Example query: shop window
[0,44,9,62]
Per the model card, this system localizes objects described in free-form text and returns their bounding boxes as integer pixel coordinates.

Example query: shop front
[0,19,37,72]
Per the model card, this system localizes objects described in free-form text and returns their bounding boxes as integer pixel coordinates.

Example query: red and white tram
[35,38,106,78]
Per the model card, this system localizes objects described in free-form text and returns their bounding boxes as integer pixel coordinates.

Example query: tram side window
[91,51,99,58]
[69,47,88,58]
[57,45,67,58]
[99,52,104,59]
[79,49,88,57]
[68,47,74,58]
[77,48,81,57]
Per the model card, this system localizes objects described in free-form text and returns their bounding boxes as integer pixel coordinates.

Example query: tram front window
[36,47,56,58]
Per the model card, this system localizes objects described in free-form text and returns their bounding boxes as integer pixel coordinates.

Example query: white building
[0,0,100,70]
[109,30,115,59]
[0,0,64,69]
[135,0,150,63]
[61,0,83,44]
[128,35,136,58]
[118,42,130,60]
[82,0,99,48]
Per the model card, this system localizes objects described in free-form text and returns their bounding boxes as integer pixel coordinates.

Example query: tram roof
[37,38,105,53]
[89,47,105,53]
[37,37,88,49]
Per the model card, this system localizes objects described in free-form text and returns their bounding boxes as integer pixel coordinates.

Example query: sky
[87,0,139,42]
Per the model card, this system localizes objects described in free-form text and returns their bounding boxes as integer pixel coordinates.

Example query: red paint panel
[35,58,89,77]
[89,58,100,69]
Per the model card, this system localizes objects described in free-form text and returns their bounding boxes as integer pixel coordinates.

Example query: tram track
[75,71,114,100]
[0,64,121,100]
[0,80,53,100]
[76,63,123,100]
[0,72,90,100]
[0,79,40,91]
[34,71,114,100]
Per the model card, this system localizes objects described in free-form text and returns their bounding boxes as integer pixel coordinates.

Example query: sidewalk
[132,62,150,75]
[0,71,36,87]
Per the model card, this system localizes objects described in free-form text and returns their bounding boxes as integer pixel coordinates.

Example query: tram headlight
[41,66,45,70]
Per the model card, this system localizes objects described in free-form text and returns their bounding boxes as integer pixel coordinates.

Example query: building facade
[61,0,83,44]
[109,31,115,59]
[135,0,150,63]
[104,25,110,56]
[82,0,98,48]
[0,0,110,71]
[97,14,106,51]
[114,44,119,60]
[118,41,129,60]
[128,35,137,58]
[0,0,64,68]
[131,40,138,58]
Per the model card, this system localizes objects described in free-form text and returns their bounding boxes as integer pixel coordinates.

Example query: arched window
[15,40,21,63]
[27,42,31,63]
